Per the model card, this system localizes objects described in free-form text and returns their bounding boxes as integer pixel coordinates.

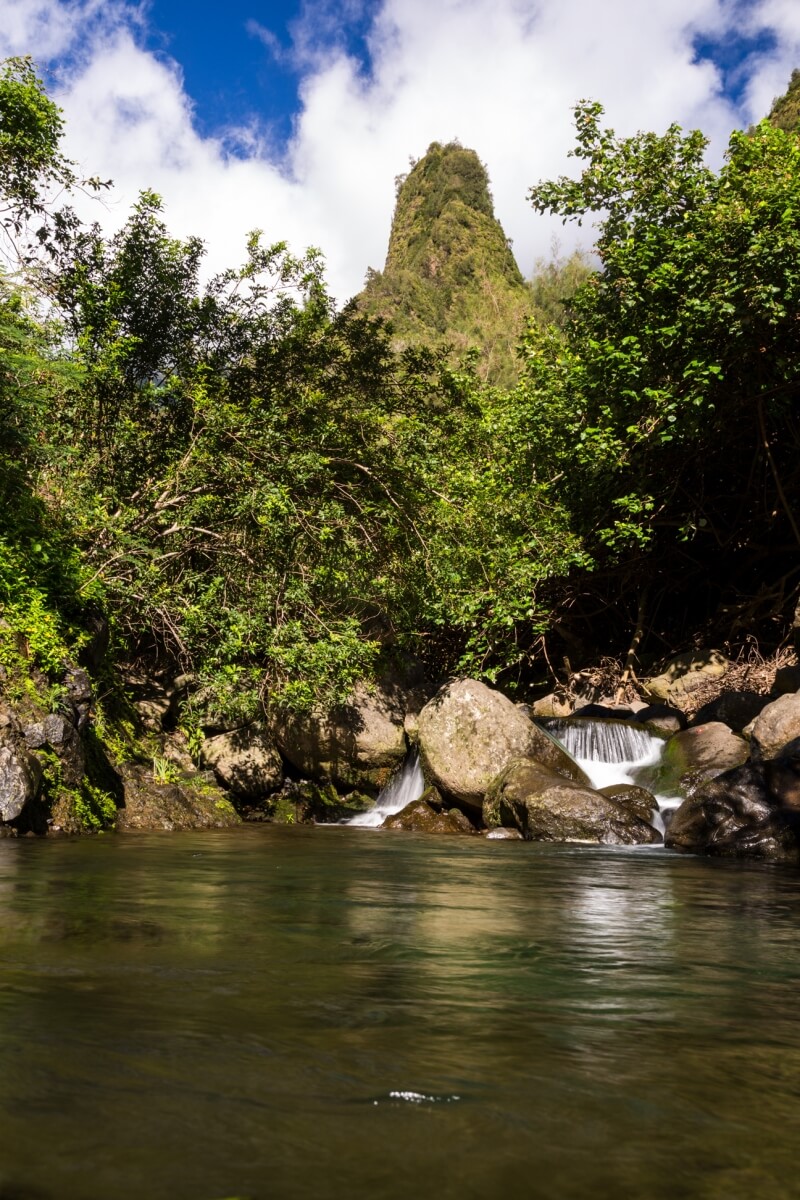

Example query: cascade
[347,751,425,827]
[547,718,680,832]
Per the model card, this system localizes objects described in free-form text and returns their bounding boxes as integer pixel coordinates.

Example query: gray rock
[0,743,40,822]
[661,722,748,791]
[201,723,284,799]
[418,679,588,813]
[64,668,92,729]
[24,722,47,749]
[485,827,524,840]
[484,758,660,845]
[273,679,410,791]
[750,694,800,762]
[43,713,74,747]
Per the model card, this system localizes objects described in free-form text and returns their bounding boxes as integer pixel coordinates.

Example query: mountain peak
[359,141,532,385]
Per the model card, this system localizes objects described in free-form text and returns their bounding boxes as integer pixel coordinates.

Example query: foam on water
[347,750,425,827]
[547,718,677,833]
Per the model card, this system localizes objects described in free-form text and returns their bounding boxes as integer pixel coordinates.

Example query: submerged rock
[418,679,587,812]
[484,758,660,845]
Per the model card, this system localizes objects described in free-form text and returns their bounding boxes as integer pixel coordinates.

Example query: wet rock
[485,827,524,840]
[115,764,240,832]
[661,722,748,791]
[382,799,476,835]
[665,763,798,862]
[418,679,588,813]
[201,723,283,800]
[642,650,730,705]
[272,679,411,791]
[691,691,771,733]
[484,758,661,845]
[599,783,657,824]
[750,694,800,762]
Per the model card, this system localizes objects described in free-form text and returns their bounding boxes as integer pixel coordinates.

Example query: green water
[0,827,799,1200]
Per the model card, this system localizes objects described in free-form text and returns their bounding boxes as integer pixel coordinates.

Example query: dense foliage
[1,58,799,729]
[522,100,800,650]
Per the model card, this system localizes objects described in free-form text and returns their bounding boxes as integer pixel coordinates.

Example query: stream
[1,826,799,1199]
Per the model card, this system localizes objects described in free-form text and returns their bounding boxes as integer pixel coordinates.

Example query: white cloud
[1,0,799,300]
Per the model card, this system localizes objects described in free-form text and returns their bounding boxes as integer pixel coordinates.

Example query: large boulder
[201,723,283,799]
[271,679,415,791]
[641,650,729,706]
[115,764,240,832]
[660,722,748,792]
[665,762,799,862]
[417,679,587,812]
[749,693,800,762]
[484,758,660,845]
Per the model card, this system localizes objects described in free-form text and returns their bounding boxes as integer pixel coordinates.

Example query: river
[0,826,799,1199]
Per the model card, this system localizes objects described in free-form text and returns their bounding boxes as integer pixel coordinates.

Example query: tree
[522,102,800,649]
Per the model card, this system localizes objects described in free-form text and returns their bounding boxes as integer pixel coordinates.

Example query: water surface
[0,827,799,1200]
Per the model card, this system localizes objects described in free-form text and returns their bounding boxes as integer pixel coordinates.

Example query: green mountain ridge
[358,141,534,386]
[768,69,800,132]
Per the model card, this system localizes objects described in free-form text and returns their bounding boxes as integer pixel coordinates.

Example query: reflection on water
[0,829,799,1200]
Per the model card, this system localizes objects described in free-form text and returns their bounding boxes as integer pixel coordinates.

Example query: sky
[2,0,800,301]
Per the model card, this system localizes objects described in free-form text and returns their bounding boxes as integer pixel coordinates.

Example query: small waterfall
[547,718,676,832]
[347,751,425,827]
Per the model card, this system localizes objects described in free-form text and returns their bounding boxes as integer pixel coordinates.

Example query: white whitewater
[547,718,679,834]
[347,751,425,827]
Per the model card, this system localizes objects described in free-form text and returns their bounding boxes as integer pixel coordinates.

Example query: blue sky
[2,0,798,299]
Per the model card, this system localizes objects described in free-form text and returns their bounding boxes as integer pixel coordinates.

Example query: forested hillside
[2,55,800,830]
